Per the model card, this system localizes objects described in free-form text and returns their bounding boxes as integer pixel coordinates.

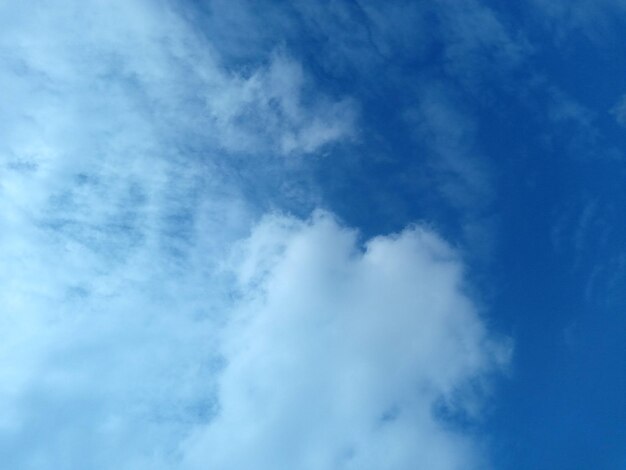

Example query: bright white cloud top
[184,212,509,469]
[0,1,508,469]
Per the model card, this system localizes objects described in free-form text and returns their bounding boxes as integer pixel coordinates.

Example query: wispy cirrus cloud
[529,0,626,43]
[611,94,626,127]
[206,52,357,155]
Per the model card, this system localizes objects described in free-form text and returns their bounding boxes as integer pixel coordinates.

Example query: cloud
[611,94,626,127]
[434,0,530,83]
[206,51,357,155]
[529,0,626,43]
[0,0,355,468]
[182,211,509,470]
[0,1,508,468]
[409,85,492,212]
[0,0,355,166]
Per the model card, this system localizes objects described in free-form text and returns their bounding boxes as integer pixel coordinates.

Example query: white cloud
[0,0,355,168]
[0,0,355,468]
[206,52,357,155]
[182,211,509,470]
[0,1,507,468]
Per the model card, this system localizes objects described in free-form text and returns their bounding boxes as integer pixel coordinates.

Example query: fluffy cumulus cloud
[0,0,508,469]
[182,212,508,470]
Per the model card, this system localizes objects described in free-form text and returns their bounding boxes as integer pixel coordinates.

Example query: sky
[1,1,625,469]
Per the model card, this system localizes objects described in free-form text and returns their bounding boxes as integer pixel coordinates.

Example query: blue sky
[1,1,625,469]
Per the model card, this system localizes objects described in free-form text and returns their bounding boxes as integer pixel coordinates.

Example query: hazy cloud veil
[0,1,508,469]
